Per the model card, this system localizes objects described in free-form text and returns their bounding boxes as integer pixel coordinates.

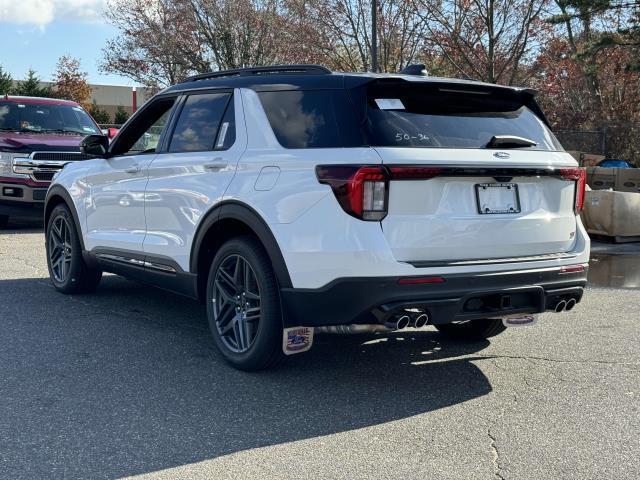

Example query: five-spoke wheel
[46,204,102,294]
[212,254,262,353]
[206,236,283,370]
[48,215,73,283]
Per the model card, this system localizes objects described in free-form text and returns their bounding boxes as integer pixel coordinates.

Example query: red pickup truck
[0,96,103,227]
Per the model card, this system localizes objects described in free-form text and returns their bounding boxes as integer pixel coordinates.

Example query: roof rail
[185,64,332,82]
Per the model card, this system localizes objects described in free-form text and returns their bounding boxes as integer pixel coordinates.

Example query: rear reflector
[398,276,445,285]
[560,265,585,273]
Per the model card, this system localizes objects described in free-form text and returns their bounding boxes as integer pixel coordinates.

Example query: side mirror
[80,134,109,157]
[107,127,119,140]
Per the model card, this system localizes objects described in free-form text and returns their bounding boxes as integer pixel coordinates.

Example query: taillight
[388,166,442,180]
[559,167,586,213]
[316,165,388,221]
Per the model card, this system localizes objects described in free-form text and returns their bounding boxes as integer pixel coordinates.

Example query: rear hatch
[355,79,581,264]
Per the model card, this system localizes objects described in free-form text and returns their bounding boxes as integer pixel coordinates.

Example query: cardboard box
[580,153,605,168]
[586,167,616,190]
[581,190,640,237]
[615,169,640,193]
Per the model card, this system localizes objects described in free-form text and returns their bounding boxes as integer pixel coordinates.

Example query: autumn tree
[0,66,13,95]
[13,69,52,97]
[101,0,310,89]
[52,55,93,109]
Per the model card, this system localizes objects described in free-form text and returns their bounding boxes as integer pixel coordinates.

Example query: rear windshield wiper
[486,135,537,149]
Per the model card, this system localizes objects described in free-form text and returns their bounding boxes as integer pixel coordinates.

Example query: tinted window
[0,101,100,135]
[358,82,562,151]
[169,93,231,152]
[258,90,364,148]
[111,97,176,155]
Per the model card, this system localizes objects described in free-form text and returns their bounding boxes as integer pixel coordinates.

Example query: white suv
[44,65,589,370]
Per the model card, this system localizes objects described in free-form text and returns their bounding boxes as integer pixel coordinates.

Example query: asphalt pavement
[0,224,638,479]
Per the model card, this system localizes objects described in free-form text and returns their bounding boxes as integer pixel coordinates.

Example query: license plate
[475,183,521,214]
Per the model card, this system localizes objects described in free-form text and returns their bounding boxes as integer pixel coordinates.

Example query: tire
[434,318,507,341]
[0,215,8,229]
[206,236,284,371]
[46,204,102,294]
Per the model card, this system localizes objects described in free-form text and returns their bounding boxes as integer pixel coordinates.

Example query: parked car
[44,65,590,371]
[596,159,634,168]
[0,95,102,227]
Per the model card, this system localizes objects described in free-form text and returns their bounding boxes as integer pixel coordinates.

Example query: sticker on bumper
[282,327,314,355]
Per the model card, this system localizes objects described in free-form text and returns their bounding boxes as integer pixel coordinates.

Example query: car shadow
[0,217,43,234]
[0,275,494,479]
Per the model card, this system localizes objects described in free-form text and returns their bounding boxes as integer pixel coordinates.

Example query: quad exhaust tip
[554,300,567,313]
[565,298,577,311]
[414,313,429,328]
[396,315,410,330]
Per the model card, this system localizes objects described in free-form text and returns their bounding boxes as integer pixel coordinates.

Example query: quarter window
[169,93,232,153]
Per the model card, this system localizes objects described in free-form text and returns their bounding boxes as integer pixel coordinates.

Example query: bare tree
[289,0,428,72]
[413,0,548,84]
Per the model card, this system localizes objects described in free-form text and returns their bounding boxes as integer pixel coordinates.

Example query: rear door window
[169,92,231,152]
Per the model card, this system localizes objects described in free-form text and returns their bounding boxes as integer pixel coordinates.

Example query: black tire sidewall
[46,205,86,293]
[206,236,283,370]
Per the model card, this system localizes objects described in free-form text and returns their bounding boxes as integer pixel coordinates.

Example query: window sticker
[375,98,405,110]
[216,122,229,148]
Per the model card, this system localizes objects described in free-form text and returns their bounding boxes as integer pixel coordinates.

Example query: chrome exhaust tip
[414,313,429,328]
[396,315,410,330]
[554,300,567,313]
[565,298,577,311]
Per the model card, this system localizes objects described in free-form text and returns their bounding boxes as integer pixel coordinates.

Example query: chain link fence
[554,124,640,165]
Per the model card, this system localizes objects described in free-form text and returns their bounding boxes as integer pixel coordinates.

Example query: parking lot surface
[1,225,639,480]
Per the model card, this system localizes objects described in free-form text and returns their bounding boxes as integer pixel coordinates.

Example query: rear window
[258,82,562,151]
[359,82,562,151]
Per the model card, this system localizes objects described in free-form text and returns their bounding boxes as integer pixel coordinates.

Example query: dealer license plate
[475,183,521,214]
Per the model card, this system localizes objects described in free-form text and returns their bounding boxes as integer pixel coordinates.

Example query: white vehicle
[44,65,589,370]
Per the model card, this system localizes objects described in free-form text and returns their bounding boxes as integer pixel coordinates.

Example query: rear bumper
[279,266,588,328]
[0,180,48,219]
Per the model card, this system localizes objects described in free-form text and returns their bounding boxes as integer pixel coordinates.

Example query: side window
[169,93,232,153]
[111,97,176,156]
[215,99,236,150]
[257,90,363,148]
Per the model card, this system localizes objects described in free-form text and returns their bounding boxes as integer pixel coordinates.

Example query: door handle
[125,165,140,174]
[204,158,227,172]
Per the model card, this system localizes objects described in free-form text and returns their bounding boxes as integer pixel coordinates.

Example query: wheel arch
[45,185,86,251]
[191,201,293,301]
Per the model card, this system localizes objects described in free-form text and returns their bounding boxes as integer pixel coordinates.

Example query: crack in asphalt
[487,427,506,480]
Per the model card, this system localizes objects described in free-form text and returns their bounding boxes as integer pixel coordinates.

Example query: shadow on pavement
[0,275,494,479]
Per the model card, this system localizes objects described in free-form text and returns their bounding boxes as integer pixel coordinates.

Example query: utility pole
[371,0,378,72]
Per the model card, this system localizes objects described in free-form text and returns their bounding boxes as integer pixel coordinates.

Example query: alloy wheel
[212,254,262,353]
[48,216,73,283]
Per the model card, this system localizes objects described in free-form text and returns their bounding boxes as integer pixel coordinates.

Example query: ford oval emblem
[493,152,511,159]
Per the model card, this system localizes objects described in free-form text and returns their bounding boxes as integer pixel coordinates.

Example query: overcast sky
[0,0,133,85]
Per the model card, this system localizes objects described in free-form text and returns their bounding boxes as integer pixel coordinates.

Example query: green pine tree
[13,69,52,97]
[0,66,13,95]
[114,105,130,125]
[89,100,111,124]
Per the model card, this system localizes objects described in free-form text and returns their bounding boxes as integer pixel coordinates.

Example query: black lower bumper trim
[280,267,588,328]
